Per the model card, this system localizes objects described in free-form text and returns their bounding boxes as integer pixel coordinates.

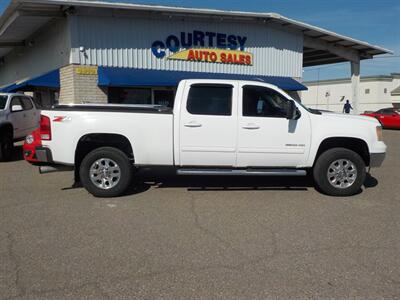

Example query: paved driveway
[1,131,399,299]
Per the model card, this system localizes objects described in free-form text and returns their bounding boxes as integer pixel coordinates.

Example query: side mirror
[286,100,300,120]
[11,105,23,112]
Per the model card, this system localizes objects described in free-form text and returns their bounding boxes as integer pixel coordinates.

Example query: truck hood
[319,111,379,125]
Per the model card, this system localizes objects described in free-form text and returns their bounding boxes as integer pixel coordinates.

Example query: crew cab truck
[0,93,39,161]
[24,79,386,197]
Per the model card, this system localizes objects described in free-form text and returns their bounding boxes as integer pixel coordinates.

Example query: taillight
[40,115,51,140]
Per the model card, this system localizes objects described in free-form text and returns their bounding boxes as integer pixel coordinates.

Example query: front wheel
[313,148,366,196]
[0,133,13,161]
[79,147,132,197]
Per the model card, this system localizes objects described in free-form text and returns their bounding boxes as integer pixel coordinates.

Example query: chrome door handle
[184,122,202,128]
[242,124,260,130]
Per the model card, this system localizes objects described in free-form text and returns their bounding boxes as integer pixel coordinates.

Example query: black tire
[79,147,132,197]
[0,132,13,162]
[313,148,366,196]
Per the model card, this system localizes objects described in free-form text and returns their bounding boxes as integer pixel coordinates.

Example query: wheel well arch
[374,116,383,125]
[0,123,14,138]
[74,133,134,180]
[315,137,370,166]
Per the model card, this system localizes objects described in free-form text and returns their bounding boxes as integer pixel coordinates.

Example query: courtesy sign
[151,30,252,65]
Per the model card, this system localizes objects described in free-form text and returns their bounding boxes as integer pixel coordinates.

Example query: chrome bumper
[370,152,386,168]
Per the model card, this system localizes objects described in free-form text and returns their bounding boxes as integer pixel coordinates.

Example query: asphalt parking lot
[1,130,400,299]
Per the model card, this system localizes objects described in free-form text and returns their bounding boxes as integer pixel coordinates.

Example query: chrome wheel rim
[90,158,121,190]
[327,159,357,189]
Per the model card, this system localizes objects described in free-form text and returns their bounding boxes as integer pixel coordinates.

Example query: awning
[98,67,307,91]
[0,69,60,92]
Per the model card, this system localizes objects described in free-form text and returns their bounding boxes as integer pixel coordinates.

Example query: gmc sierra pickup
[24,79,386,197]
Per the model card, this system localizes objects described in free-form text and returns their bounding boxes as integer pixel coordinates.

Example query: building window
[108,87,152,104]
[365,89,370,94]
[384,88,387,94]
[108,87,175,107]
[153,89,175,108]
[33,92,43,108]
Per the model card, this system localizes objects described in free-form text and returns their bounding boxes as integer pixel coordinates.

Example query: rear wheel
[313,148,366,196]
[79,147,132,197]
[0,132,13,161]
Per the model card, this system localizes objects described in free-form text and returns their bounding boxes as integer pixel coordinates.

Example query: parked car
[24,79,386,197]
[362,108,400,129]
[0,93,40,161]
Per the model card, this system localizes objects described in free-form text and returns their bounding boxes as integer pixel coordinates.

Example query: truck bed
[41,104,174,165]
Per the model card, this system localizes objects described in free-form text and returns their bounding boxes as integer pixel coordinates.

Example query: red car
[362,108,400,129]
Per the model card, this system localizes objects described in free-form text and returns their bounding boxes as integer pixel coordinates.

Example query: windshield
[293,98,322,115]
[0,96,8,110]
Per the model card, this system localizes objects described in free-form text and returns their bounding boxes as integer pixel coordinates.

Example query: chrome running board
[177,168,307,176]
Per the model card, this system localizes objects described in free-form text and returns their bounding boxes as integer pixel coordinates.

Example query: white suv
[0,93,40,161]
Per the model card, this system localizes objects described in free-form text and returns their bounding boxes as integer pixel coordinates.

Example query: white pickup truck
[24,79,386,197]
[0,93,40,161]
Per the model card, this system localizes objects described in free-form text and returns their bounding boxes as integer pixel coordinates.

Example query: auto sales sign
[151,30,253,65]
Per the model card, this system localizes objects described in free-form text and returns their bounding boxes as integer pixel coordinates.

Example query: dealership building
[0,0,392,111]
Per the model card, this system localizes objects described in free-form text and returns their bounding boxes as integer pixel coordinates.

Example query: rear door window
[10,97,22,111]
[186,84,232,116]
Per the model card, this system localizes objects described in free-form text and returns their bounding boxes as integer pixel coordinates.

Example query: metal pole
[316,68,320,109]
[351,60,360,114]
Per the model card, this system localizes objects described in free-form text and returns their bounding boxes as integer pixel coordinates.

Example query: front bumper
[370,152,386,168]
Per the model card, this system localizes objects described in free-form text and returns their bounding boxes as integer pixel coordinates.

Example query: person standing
[343,100,353,114]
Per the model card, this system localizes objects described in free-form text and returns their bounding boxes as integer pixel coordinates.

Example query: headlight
[25,134,34,144]
[376,126,383,141]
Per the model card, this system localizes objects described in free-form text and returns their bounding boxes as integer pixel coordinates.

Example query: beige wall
[59,65,107,104]
[390,76,400,106]
[301,77,400,113]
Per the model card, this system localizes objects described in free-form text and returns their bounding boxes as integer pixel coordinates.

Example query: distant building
[302,73,400,113]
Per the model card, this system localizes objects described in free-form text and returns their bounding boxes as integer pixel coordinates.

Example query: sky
[0,0,399,80]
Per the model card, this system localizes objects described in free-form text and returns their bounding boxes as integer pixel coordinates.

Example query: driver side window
[243,85,289,118]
